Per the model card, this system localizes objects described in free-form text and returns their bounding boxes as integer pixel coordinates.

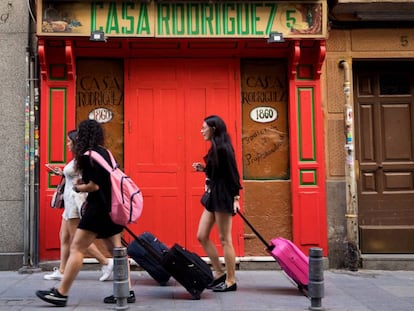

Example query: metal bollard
[308,248,324,311]
[113,247,129,310]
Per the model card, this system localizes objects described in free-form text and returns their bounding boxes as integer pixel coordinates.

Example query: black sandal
[207,273,227,289]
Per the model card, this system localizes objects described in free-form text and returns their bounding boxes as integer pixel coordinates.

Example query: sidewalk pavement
[0,267,413,310]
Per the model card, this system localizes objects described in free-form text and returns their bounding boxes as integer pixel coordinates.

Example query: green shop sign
[38,1,327,38]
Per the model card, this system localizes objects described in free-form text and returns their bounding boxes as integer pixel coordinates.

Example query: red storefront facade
[37,1,328,261]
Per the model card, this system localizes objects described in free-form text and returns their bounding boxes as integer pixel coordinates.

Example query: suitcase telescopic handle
[236,209,275,252]
[123,226,164,262]
[124,226,139,241]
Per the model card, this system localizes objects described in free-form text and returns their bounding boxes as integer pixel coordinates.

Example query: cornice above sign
[38,1,327,39]
[330,0,414,22]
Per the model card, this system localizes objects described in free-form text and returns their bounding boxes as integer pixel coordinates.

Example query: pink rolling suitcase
[237,210,309,291]
[269,237,309,289]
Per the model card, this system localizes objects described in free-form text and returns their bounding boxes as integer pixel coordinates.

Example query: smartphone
[45,164,61,175]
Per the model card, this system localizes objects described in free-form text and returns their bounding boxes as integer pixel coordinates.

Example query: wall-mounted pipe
[22,46,31,270]
[339,60,360,271]
[19,0,40,273]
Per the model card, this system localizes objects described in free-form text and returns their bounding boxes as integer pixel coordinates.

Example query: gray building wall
[0,0,30,270]
[326,181,347,268]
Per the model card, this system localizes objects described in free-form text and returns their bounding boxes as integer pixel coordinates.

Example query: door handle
[355,159,359,181]
[128,120,132,134]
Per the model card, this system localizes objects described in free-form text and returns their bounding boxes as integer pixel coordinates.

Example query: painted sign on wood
[38,1,327,38]
[241,59,289,179]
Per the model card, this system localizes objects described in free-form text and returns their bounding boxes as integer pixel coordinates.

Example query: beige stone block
[351,29,414,51]
[327,29,349,52]
[242,181,291,256]
[327,119,346,177]
[326,58,347,114]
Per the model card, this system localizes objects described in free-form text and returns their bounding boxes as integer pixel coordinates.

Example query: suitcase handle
[124,226,139,241]
[123,227,164,262]
[236,209,274,252]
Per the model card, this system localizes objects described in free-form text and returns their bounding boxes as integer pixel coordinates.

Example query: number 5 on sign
[286,10,296,29]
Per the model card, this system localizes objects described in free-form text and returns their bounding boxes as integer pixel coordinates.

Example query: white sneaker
[43,267,63,281]
[99,258,113,281]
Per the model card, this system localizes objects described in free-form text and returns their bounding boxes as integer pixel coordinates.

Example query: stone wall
[0,0,30,270]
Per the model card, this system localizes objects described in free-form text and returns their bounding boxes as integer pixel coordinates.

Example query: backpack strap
[84,149,117,172]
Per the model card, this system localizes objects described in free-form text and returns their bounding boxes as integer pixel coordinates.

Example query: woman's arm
[73,180,99,193]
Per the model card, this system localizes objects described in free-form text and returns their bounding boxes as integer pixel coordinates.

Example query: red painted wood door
[39,86,76,260]
[124,59,244,256]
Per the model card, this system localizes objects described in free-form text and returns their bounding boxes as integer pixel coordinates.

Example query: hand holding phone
[192,162,204,172]
[45,164,62,175]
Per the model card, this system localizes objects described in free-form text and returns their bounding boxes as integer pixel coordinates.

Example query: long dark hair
[74,119,105,171]
[204,115,235,167]
[204,115,241,192]
[68,129,77,145]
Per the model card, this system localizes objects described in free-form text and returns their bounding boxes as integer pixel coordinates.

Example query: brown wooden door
[354,61,414,253]
[124,59,243,255]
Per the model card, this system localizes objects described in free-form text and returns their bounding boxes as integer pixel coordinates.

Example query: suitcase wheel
[189,289,202,300]
[191,293,201,300]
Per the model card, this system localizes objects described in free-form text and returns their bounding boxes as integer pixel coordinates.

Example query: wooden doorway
[354,61,414,253]
[124,59,244,255]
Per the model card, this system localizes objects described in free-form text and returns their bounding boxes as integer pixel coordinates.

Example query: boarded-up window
[75,59,124,168]
[241,59,289,179]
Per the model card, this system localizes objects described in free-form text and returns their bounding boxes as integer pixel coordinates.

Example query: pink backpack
[85,149,143,226]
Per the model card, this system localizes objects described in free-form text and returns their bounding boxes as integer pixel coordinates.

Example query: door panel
[184,61,243,255]
[125,61,186,246]
[125,59,243,255]
[355,62,414,253]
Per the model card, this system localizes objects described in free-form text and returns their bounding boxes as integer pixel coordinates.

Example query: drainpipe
[339,60,360,271]
[22,46,31,271]
[19,0,40,273]
[32,51,40,268]
[29,51,40,269]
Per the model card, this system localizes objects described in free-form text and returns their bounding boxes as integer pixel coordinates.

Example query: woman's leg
[102,232,122,256]
[100,233,135,304]
[58,219,71,273]
[42,218,76,280]
[103,233,132,290]
[57,229,97,296]
[86,243,110,265]
[215,212,236,286]
[197,209,224,277]
[66,218,110,266]
[61,218,80,272]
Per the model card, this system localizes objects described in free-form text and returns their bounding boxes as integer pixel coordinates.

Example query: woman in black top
[36,120,134,307]
[193,115,242,292]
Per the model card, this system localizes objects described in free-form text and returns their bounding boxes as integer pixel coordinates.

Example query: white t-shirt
[62,159,87,220]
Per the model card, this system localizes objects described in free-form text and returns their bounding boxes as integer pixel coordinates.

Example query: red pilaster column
[289,40,328,256]
[38,39,76,260]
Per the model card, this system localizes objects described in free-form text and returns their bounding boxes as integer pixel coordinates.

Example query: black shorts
[78,202,123,239]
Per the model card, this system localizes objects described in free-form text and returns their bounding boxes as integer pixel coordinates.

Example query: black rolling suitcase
[124,227,171,286]
[161,243,213,300]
